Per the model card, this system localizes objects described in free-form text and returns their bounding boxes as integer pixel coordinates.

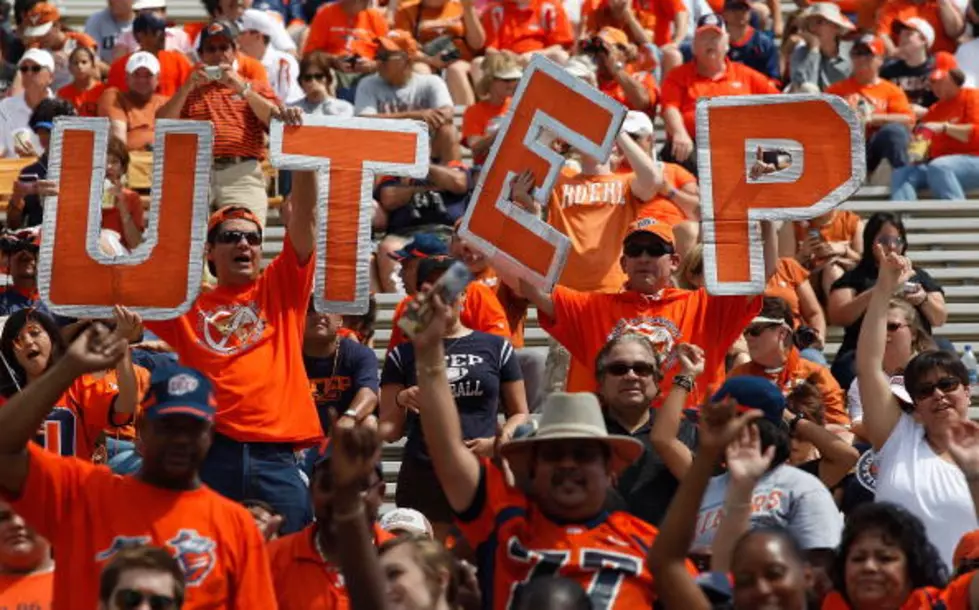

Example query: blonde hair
[380,534,458,606]
[887,298,936,355]
[675,243,704,290]
[475,53,521,99]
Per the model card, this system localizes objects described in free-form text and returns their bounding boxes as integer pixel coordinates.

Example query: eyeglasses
[604,360,658,378]
[623,241,672,258]
[876,235,905,248]
[203,44,231,53]
[215,230,261,246]
[113,589,177,610]
[744,324,779,337]
[911,376,961,400]
[886,322,907,333]
[300,73,327,82]
[18,65,43,74]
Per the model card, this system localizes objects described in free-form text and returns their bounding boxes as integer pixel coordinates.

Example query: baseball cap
[494,65,523,80]
[241,8,275,37]
[377,30,418,56]
[894,16,935,49]
[712,376,786,424]
[696,13,726,35]
[624,217,675,247]
[143,367,216,422]
[416,255,456,291]
[23,2,59,38]
[133,12,168,33]
[17,48,54,72]
[199,20,237,51]
[207,206,263,237]
[388,233,448,262]
[930,51,958,81]
[126,51,161,75]
[379,508,435,538]
[622,110,654,137]
[133,0,166,9]
[888,374,912,405]
[852,33,885,56]
[953,530,979,570]
[596,26,629,47]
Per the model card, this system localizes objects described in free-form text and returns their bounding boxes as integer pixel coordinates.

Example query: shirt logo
[855,449,878,492]
[167,529,217,587]
[168,374,199,396]
[197,303,266,355]
[96,535,153,561]
[607,316,681,369]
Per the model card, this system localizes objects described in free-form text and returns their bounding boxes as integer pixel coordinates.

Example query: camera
[581,37,605,55]
[204,66,223,81]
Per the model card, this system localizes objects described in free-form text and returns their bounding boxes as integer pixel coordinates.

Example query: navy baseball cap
[133,12,167,33]
[312,439,383,478]
[143,367,216,422]
[712,376,785,424]
[388,233,448,262]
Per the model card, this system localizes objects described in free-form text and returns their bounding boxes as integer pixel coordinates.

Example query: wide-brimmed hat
[500,393,644,479]
[802,3,855,31]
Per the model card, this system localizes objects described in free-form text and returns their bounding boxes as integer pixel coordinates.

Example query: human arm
[379,383,410,441]
[155,66,203,119]
[937,0,967,39]
[427,163,469,195]
[287,170,317,263]
[504,169,556,317]
[827,285,875,327]
[461,0,487,52]
[620,131,661,200]
[905,277,948,328]
[650,344,704,479]
[662,105,693,161]
[797,280,827,346]
[499,379,530,445]
[110,306,143,420]
[113,192,144,249]
[923,121,974,143]
[763,220,779,281]
[787,413,859,488]
[778,221,798,259]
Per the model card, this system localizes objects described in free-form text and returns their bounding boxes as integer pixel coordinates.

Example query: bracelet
[331,504,366,523]
[673,375,694,393]
[417,362,447,376]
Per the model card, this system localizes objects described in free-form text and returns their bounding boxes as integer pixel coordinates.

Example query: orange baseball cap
[377,30,419,56]
[930,51,958,81]
[207,206,263,236]
[23,2,60,38]
[852,33,885,56]
[625,216,675,247]
[597,26,629,47]
[954,530,979,569]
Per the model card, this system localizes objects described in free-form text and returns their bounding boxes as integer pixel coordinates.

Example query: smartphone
[397,261,475,339]
[204,66,223,81]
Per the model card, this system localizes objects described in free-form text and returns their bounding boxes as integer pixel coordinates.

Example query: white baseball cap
[896,17,935,49]
[126,51,161,75]
[18,49,54,72]
[241,8,275,37]
[133,0,166,9]
[622,111,654,137]
[379,508,434,539]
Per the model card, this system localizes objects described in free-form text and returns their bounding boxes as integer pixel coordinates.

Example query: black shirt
[881,56,938,109]
[831,263,943,354]
[603,409,698,526]
[17,154,47,228]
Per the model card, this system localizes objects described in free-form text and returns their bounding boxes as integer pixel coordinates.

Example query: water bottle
[963,345,978,385]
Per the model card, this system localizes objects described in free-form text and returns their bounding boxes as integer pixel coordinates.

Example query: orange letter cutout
[458,55,626,291]
[39,118,213,319]
[270,117,428,314]
[697,94,865,295]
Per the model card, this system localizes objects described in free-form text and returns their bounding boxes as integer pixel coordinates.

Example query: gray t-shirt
[289,96,354,117]
[693,464,843,553]
[85,8,133,63]
[789,41,853,91]
[354,73,453,115]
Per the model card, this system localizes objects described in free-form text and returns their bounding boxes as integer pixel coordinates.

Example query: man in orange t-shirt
[107,13,193,98]
[98,51,169,151]
[0,350,277,610]
[660,14,778,174]
[142,172,320,535]
[586,27,658,114]
[877,0,966,55]
[827,34,915,174]
[303,0,389,70]
[580,0,688,47]
[481,0,574,63]
[0,501,53,610]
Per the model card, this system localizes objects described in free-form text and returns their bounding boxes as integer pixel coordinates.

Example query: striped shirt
[180,80,278,160]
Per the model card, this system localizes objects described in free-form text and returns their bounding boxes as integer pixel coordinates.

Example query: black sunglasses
[537,442,605,464]
[911,376,961,400]
[215,230,261,246]
[18,65,43,74]
[113,589,177,610]
[604,360,658,378]
[301,73,328,82]
[886,322,907,332]
[623,241,672,258]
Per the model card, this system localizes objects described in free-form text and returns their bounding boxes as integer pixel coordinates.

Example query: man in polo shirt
[98,51,169,151]
[660,14,778,174]
[157,21,300,228]
[0,49,53,159]
[239,8,302,104]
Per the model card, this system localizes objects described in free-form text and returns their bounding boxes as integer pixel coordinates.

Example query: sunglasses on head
[300,73,327,82]
[744,323,779,337]
[911,376,961,400]
[623,241,672,258]
[215,230,261,246]
[113,589,177,610]
[604,360,658,378]
[18,65,43,74]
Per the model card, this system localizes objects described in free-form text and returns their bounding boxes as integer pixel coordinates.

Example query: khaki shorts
[211,159,268,228]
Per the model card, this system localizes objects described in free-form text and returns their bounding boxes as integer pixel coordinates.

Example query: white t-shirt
[261,46,303,104]
[875,413,978,570]
[956,39,979,88]
[0,92,51,158]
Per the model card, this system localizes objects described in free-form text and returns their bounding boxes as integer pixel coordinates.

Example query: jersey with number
[455,459,684,610]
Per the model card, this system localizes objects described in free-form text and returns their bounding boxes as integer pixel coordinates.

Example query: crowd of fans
[0,0,977,608]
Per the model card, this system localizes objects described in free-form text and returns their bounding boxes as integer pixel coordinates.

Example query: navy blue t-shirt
[376,167,473,235]
[0,286,49,317]
[304,337,379,433]
[381,331,522,462]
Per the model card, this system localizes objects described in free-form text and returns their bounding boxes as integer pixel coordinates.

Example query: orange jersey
[456,459,692,610]
[765,257,810,322]
[0,567,53,610]
[826,77,914,136]
[598,69,658,113]
[474,267,530,348]
[481,0,574,54]
[730,348,849,425]
[661,60,779,138]
[877,0,959,53]
[144,238,321,446]
[395,0,476,59]
[268,524,396,610]
[107,49,193,98]
[462,98,511,165]
[303,3,389,59]
[634,162,697,227]
[821,586,951,609]
[580,0,685,46]
[7,443,276,610]
[547,169,644,293]
[540,285,761,399]
[792,210,861,250]
[98,365,153,442]
[388,282,512,353]
[921,88,979,159]
[56,81,106,117]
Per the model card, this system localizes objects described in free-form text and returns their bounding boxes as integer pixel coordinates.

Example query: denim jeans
[891,155,979,200]
[868,123,910,173]
[106,438,142,475]
[200,433,313,535]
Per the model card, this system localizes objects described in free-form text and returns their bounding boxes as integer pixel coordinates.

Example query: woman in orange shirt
[461,53,521,166]
[778,209,863,307]
[55,47,105,117]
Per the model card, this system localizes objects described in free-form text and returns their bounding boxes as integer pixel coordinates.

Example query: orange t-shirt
[580,0,685,46]
[661,60,779,138]
[599,68,658,113]
[474,267,529,348]
[101,189,147,249]
[97,88,168,151]
[636,162,697,227]
[481,0,574,54]
[56,81,106,117]
[303,3,389,59]
[765,257,810,322]
[395,0,475,59]
[877,0,959,54]
[461,98,511,165]
[387,281,512,352]
[7,444,276,610]
[180,79,278,160]
[93,365,152,442]
[144,238,322,445]
[820,586,950,609]
[547,168,644,293]
[792,210,861,251]
[729,348,849,425]
[540,285,762,400]
[921,88,979,159]
[0,568,53,610]
[107,49,193,98]
[268,524,396,610]
[826,77,914,137]
[236,52,271,85]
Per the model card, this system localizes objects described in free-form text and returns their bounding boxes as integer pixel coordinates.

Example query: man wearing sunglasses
[99,546,185,610]
[0,48,53,159]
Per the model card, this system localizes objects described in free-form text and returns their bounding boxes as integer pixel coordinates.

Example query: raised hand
[63,322,129,376]
[676,343,705,378]
[697,398,764,460]
[874,244,913,294]
[328,409,391,491]
[948,420,979,479]
[509,170,540,215]
[112,305,143,343]
[725,422,775,485]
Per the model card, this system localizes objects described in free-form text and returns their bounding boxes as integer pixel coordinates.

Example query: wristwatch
[788,411,805,435]
[673,374,694,393]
